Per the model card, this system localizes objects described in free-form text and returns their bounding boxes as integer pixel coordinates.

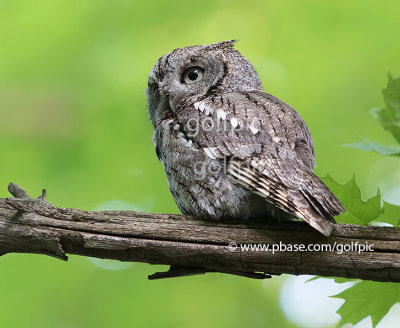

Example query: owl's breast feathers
[171,91,345,236]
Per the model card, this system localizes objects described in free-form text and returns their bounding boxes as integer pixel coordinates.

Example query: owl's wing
[175,91,345,236]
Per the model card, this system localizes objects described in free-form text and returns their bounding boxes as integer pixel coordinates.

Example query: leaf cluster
[318,74,400,327]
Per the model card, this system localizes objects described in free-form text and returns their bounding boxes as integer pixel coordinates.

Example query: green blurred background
[1,0,399,327]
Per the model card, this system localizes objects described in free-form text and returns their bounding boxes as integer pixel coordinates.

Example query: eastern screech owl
[146,40,345,236]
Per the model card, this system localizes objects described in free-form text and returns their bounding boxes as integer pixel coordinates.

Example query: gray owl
[146,40,345,236]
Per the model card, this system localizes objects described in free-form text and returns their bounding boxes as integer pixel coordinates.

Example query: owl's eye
[182,66,204,84]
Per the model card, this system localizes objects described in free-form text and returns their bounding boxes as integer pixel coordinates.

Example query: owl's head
[146,40,263,128]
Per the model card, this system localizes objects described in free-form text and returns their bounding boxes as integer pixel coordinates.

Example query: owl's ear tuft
[210,40,237,50]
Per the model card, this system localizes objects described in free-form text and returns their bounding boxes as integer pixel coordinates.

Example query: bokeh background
[1,0,400,327]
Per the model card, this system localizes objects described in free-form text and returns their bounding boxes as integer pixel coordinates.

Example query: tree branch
[1,183,399,282]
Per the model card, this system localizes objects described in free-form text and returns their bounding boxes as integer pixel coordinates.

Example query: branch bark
[1,183,399,282]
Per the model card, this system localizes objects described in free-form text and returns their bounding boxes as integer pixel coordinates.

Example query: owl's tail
[228,160,345,236]
[291,172,345,236]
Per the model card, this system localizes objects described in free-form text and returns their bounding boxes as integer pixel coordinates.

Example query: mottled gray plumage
[146,40,345,236]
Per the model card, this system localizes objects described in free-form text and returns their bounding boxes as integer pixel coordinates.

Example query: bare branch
[1,183,400,281]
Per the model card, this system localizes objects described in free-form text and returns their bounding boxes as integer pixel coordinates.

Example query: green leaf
[305,276,320,283]
[322,175,400,226]
[322,74,400,328]
[321,175,383,225]
[378,201,400,226]
[333,281,400,326]
[331,277,359,284]
[342,138,400,156]
[306,276,358,284]
[371,73,400,144]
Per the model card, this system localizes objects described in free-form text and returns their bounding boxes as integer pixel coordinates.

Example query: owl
[146,40,345,236]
